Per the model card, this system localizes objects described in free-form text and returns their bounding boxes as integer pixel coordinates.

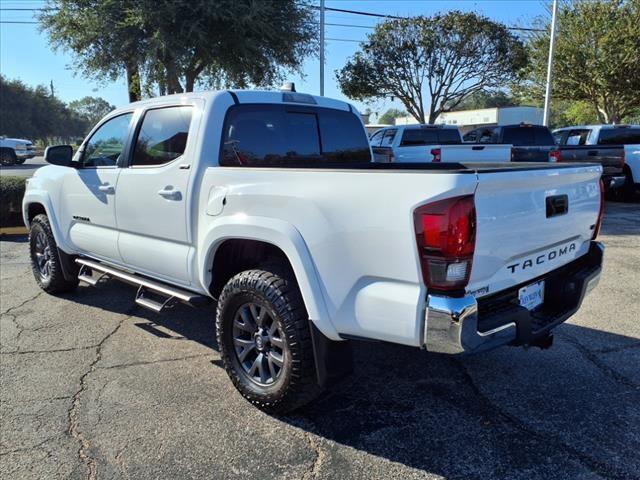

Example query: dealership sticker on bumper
[518,280,545,311]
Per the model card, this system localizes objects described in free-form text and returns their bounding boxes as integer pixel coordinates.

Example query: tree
[455,90,514,110]
[0,76,88,142]
[336,12,527,123]
[522,0,640,124]
[68,97,116,127]
[378,108,407,125]
[40,0,145,102]
[40,1,316,101]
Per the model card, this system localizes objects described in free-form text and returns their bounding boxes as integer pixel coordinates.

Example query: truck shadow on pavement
[65,282,640,479]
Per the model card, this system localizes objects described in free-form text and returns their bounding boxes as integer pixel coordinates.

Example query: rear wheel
[29,214,79,294]
[0,150,16,166]
[216,268,322,413]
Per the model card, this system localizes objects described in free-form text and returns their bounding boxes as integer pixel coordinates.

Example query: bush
[0,176,26,227]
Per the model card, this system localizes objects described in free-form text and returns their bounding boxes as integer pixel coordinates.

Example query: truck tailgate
[468,164,602,298]
[440,144,511,163]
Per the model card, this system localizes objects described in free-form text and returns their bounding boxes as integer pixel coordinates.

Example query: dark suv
[463,124,558,162]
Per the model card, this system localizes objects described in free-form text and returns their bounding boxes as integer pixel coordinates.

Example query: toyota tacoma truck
[22,88,605,413]
[370,124,512,163]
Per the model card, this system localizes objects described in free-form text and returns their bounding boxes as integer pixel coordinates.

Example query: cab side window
[81,113,133,167]
[131,106,193,167]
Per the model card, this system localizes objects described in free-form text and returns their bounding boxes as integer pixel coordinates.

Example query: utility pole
[319,0,325,96]
[50,80,54,98]
[543,0,558,126]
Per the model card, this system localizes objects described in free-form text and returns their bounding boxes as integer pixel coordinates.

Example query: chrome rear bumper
[424,241,604,354]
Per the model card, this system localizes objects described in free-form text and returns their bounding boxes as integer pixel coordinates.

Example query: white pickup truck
[0,136,37,165]
[370,124,513,163]
[23,89,604,413]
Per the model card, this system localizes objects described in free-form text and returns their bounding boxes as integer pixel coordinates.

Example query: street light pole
[543,0,558,127]
[320,0,325,96]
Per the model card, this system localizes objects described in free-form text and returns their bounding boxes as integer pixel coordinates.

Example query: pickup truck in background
[553,124,640,197]
[370,124,512,163]
[23,88,604,413]
[0,136,37,166]
[463,124,558,162]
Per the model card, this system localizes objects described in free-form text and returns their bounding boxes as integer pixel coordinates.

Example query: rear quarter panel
[197,167,478,346]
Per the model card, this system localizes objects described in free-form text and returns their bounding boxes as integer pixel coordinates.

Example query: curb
[0,226,28,236]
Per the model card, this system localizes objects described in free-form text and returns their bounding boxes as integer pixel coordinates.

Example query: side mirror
[44,145,74,167]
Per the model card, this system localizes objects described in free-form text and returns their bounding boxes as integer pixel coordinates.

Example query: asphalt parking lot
[1,201,638,480]
[0,156,47,178]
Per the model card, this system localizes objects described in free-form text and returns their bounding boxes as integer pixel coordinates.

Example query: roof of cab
[117,89,356,114]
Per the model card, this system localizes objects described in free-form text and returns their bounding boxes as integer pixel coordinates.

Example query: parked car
[370,124,512,163]
[463,124,558,162]
[0,136,37,166]
[23,88,604,413]
[553,124,640,196]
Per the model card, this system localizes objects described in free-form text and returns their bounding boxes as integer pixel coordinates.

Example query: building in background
[395,106,544,133]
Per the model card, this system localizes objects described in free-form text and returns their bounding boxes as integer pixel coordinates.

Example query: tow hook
[530,333,554,350]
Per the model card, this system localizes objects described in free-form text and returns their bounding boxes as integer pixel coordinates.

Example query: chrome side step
[75,258,209,312]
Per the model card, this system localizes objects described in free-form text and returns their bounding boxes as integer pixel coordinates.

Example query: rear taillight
[387,151,395,163]
[592,179,605,240]
[549,150,561,162]
[430,148,441,163]
[620,149,625,169]
[414,195,476,291]
[510,147,515,162]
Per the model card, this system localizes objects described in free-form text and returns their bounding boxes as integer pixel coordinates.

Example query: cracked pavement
[1,201,639,479]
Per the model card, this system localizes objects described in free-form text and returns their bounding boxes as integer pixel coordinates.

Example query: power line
[0,20,39,24]
[325,38,362,44]
[326,22,374,30]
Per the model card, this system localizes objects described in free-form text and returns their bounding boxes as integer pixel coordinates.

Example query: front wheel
[216,268,322,413]
[29,214,79,294]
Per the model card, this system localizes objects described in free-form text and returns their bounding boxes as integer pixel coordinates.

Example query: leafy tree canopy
[68,97,116,127]
[378,108,407,125]
[40,0,317,102]
[0,76,88,143]
[454,90,515,110]
[520,0,640,124]
[336,11,527,123]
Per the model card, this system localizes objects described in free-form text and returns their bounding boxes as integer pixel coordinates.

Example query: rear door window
[566,129,590,145]
[220,104,371,166]
[598,128,640,145]
[380,129,397,147]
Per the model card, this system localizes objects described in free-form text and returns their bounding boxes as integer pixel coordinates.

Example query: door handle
[158,187,182,200]
[98,184,115,194]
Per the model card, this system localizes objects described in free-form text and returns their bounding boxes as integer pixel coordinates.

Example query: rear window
[598,128,640,145]
[220,104,371,166]
[502,126,554,146]
[400,128,461,146]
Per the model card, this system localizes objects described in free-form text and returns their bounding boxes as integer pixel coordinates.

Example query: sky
[0,0,549,116]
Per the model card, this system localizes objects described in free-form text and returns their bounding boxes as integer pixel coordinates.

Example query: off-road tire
[216,268,322,413]
[0,150,16,166]
[29,214,79,294]
[15,157,26,165]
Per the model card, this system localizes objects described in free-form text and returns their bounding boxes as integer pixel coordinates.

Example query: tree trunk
[126,63,141,103]
[185,73,196,93]
[166,68,183,94]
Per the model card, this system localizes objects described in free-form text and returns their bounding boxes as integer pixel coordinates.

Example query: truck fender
[22,190,72,253]
[199,215,340,341]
